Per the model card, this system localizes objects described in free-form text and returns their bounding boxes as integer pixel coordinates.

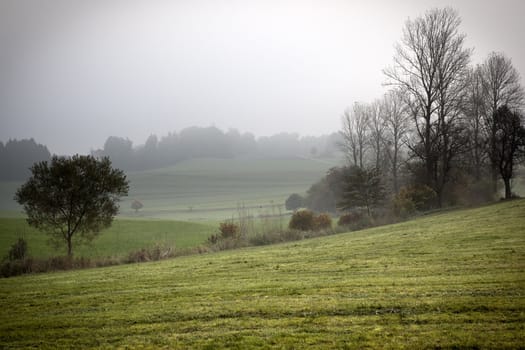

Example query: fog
[1,0,524,155]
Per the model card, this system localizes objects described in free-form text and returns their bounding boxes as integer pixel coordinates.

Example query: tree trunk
[503,177,512,199]
[67,236,73,257]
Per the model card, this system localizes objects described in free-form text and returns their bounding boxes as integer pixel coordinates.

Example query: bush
[207,221,245,251]
[391,185,437,218]
[337,211,363,226]
[7,238,28,261]
[314,213,332,230]
[407,185,437,211]
[218,221,240,239]
[1,258,33,277]
[289,210,315,231]
[337,211,374,231]
[126,243,174,263]
[391,192,417,218]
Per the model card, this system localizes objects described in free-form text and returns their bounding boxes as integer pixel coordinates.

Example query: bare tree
[433,18,471,206]
[479,52,525,192]
[463,66,488,180]
[367,99,387,171]
[381,89,411,194]
[340,102,370,168]
[384,7,471,206]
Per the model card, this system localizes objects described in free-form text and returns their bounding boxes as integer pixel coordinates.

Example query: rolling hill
[1,199,524,348]
[0,157,342,221]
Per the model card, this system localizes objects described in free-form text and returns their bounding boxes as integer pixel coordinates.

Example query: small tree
[131,199,143,213]
[285,193,304,211]
[338,166,386,217]
[15,155,129,257]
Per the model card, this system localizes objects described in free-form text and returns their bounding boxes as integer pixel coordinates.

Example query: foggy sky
[1,0,524,155]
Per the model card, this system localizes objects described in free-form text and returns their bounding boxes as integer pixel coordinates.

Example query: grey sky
[1,0,524,155]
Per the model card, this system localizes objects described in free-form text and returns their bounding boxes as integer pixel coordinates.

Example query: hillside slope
[0,157,341,220]
[1,200,524,348]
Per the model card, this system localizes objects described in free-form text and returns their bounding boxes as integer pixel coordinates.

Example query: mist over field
[1,0,524,155]
[1,1,525,349]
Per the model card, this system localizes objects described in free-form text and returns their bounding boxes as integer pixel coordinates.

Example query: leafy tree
[338,166,386,217]
[303,167,347,213]
[131,199,144,213]
[15,155,129,257]
[285,193,304,211]
[493,106,525,199]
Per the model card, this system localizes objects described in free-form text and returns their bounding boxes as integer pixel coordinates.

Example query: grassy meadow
[121,157,341,221]
[0,217,213,260]
[0,199,524,348]
[0,157,339,259]
[0,157,341,221]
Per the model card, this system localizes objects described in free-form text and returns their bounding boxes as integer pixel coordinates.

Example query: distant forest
[0,127,341,179]
[91,127,342,171]
[0,139,51,181]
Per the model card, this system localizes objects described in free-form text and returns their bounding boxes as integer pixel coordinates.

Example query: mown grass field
[0,218,213,259]
[1,200,524,349]
[0,157,341,221]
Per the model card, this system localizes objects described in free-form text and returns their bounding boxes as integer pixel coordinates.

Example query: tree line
[1,129,341,180]
[295,7,525,215]
[91,126,342,171]
[0,139,51,181]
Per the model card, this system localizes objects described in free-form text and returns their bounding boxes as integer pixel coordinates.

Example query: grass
[0,218,213,259]
[121,157,340,220]
[0,199,524,348]
[0,157,341,221]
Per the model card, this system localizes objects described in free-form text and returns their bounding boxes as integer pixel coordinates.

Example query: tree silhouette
[15,155,129,257]
[492,106,525,199]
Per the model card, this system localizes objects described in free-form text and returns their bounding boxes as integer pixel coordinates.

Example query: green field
[1,200,524,348]
[0,156,336,260]
[121,157,340,220]
[0,157,341,221]
[0,218,213,259]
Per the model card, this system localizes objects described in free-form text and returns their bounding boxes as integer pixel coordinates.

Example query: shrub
[337,211,374,231]
[219,221,240,239]
[391,192,416,218]
[391,185,437,218]
[126,243,174,263]
[1,258,33,277]
[407,185,437,211]
[207,221,244,251]
[337,211,363,226]
[289,210,315,231]
[314,213,332,230]
[7,238,28,261]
